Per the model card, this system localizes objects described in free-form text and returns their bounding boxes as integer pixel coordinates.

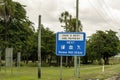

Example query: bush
[98,59,104,65]
[93,60,98,65]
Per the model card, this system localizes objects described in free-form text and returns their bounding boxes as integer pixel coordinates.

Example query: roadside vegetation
[0,0,120,80]
[0,62,120,80]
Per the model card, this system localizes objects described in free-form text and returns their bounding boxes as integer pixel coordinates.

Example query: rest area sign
[56,32,86,56]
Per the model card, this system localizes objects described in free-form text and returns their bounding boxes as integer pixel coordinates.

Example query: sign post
[60,56,62,80]
[56,32,86,80]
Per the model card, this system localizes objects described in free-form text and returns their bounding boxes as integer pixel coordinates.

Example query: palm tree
[0,0,15,47]
[59,11,82,32]
[59,11,72,32]
[69,18,82,32]
[0,0,15,22]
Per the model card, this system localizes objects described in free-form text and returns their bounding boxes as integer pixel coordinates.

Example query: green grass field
[0,64,120,80]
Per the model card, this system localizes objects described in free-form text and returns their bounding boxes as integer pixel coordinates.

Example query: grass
[0,64,120,80]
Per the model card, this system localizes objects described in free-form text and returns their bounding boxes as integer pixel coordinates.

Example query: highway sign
[56,32,86,56]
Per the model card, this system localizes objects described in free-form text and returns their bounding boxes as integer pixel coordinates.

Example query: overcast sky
[13,0,120,37]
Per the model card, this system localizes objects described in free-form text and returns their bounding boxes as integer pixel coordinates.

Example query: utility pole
[60,56,62,80]
[76,0,79,32]
[76,0,81,78]
[38,15,41,79]
[74,0,79,77]
[118,29,120,58]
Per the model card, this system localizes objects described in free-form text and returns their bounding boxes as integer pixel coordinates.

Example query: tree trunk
[48,55,52,66]
[26,56,29,64]
[104,57,109,65]
[105,57,109,64]
[56,56,60,66]
[24,56,26,63]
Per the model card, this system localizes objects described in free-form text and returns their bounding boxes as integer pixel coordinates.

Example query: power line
[97,0,120,27]
[88,0,118,29]
[102,0,120,26]
[88,0,112,27]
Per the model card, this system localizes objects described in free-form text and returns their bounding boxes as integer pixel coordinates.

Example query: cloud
[13,0,120,36]
[106,0,120,10]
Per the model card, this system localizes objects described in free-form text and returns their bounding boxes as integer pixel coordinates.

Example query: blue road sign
[56,32,86,56]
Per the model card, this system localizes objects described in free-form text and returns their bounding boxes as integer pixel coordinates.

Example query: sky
[13,0,120,37]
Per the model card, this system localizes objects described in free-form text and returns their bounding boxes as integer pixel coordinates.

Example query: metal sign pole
[78,57,80,78]
[60,56,62,80]
[74,56,77,77]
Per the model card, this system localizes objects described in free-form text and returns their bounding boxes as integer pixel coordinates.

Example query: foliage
[59,11,71,31]
[0,0,34,60]
[86,30,120,64]
[0,1,119,67]
[0,0,56,65]
[40,25,56,64]
[59,11,82,32]
[82,40,97,64]
[23,25,56,64]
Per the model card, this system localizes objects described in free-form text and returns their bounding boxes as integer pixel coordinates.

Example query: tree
[0,0,34,62]
[69,18,82,32]
[0,0,15,22]
[0,0,15,48]
[82,40,97,64]
[59,11,72,31]
[41,26,55,65]
[28,25,56,65]
[88,30,119,64]
[103,30,119,64]
[59,11,82,32]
